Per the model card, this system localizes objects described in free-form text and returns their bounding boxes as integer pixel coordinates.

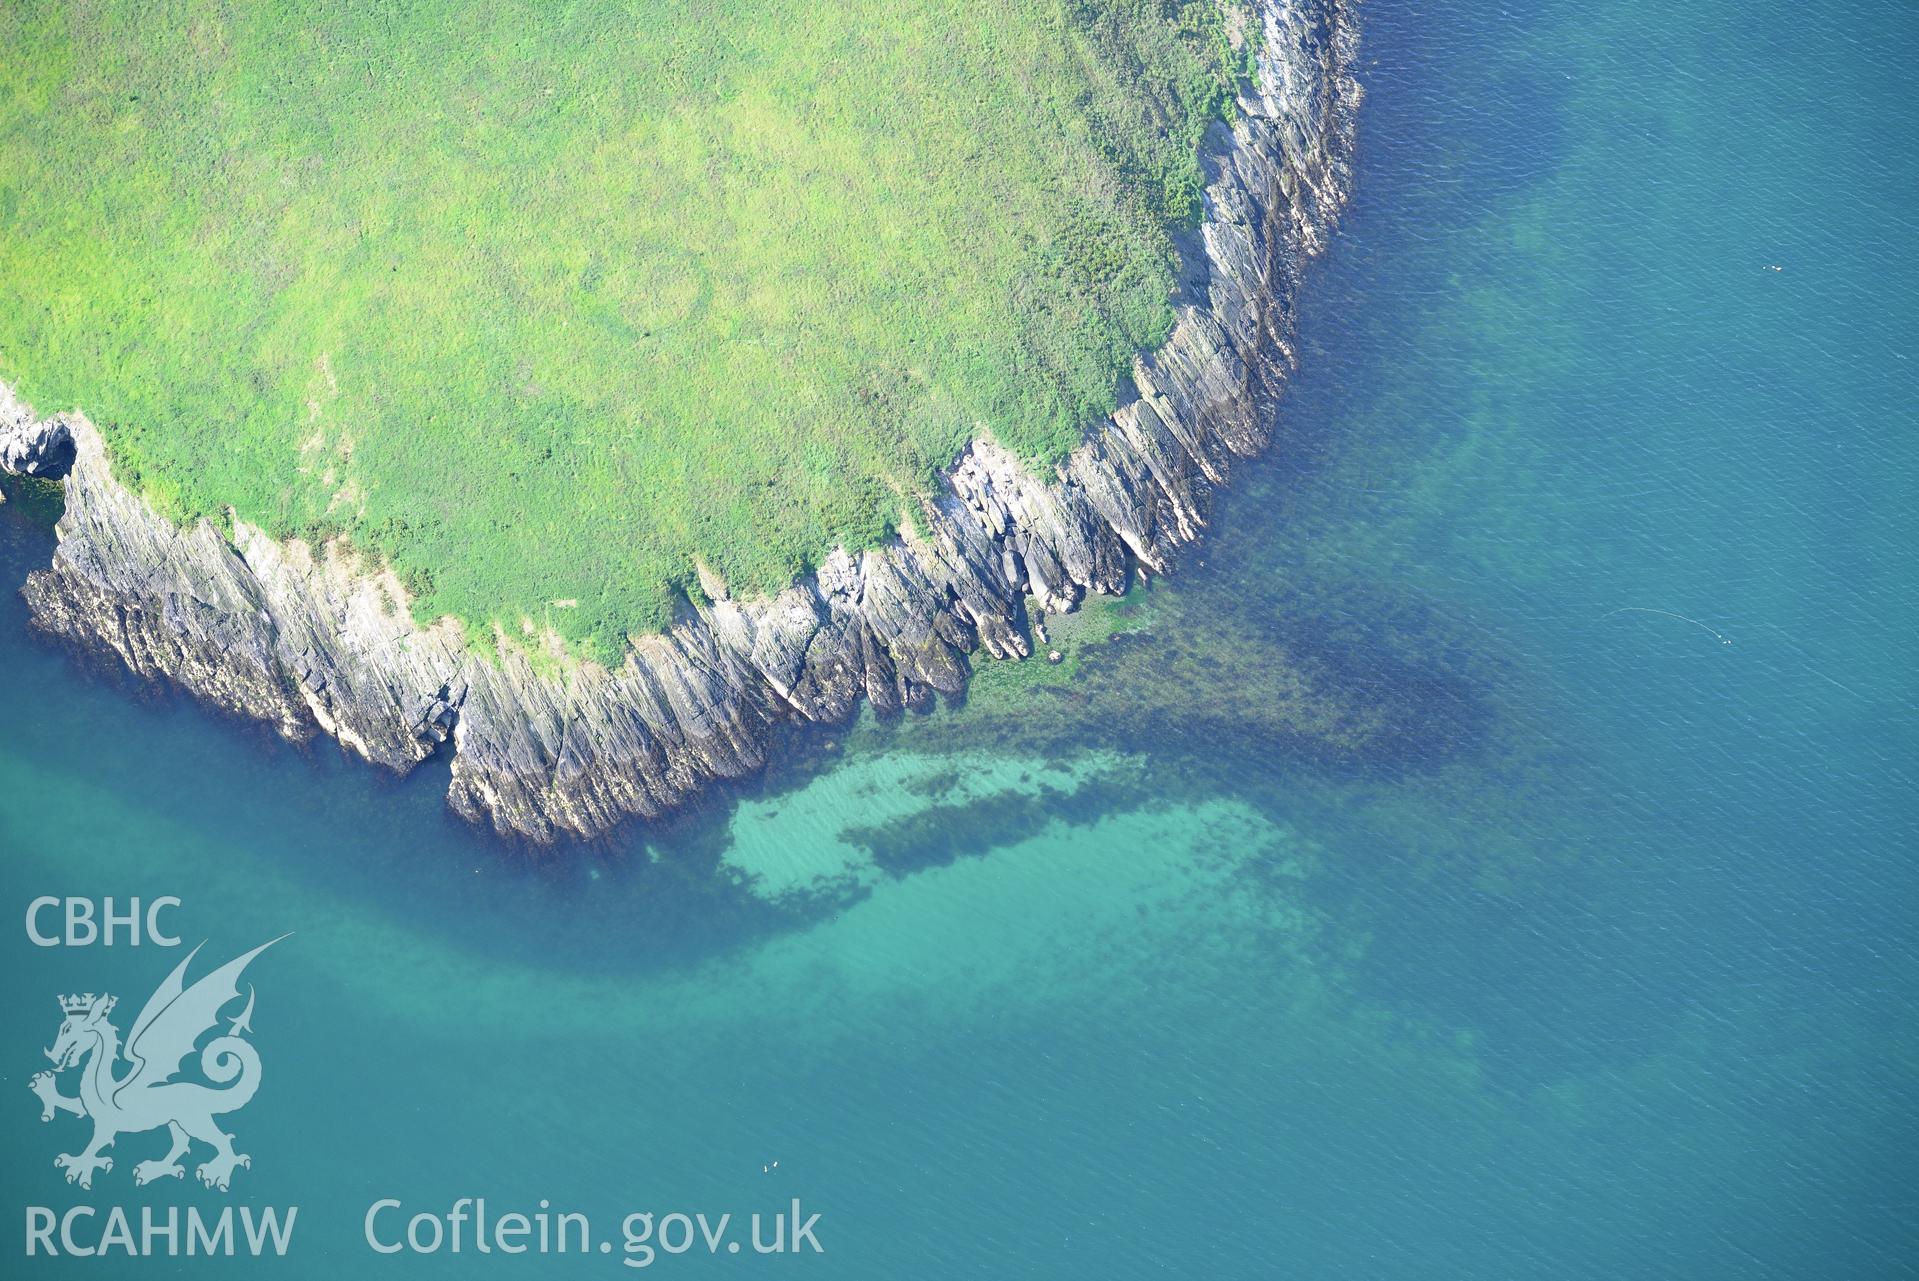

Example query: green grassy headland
[0,0,1250,658]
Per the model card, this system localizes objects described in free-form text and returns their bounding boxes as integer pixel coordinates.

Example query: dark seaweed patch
[839,771,1157,876]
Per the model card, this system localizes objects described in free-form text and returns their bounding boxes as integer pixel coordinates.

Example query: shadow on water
[11,442,1502,986]
[1,0,1582,980]
[1,479,861,979]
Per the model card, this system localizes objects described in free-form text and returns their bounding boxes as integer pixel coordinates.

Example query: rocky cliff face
[3,0,1361,843]
[0,391,74,482]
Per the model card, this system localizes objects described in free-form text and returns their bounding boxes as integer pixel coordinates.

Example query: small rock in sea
[1047,649,1063,664]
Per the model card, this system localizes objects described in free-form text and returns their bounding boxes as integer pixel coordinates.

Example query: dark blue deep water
[2,1,1914,1276]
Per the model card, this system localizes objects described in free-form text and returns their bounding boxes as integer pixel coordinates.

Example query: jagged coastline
[1,0,1360,843]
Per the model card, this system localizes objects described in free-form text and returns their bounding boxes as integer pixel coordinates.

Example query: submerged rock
[10,0,1362,842]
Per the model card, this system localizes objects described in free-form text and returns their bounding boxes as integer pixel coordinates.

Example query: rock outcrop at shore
[0,394,74,482]
[4,0,1361,842]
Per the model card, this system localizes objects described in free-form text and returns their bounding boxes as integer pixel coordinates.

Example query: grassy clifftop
[0,0,1249,657]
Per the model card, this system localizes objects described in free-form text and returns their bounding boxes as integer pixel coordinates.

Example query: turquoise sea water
[2,0,1914,1276]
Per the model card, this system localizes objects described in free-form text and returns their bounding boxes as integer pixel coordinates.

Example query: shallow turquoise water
[2,0,1915,1276]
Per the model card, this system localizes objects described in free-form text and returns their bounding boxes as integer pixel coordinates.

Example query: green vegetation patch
[0,0,1250,657]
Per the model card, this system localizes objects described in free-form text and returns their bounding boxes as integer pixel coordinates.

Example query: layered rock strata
[4,0,1361,841]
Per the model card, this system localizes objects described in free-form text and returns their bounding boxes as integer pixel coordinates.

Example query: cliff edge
[3,0,1361,842]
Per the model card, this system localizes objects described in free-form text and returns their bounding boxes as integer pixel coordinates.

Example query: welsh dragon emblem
[29,938,284,1191]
